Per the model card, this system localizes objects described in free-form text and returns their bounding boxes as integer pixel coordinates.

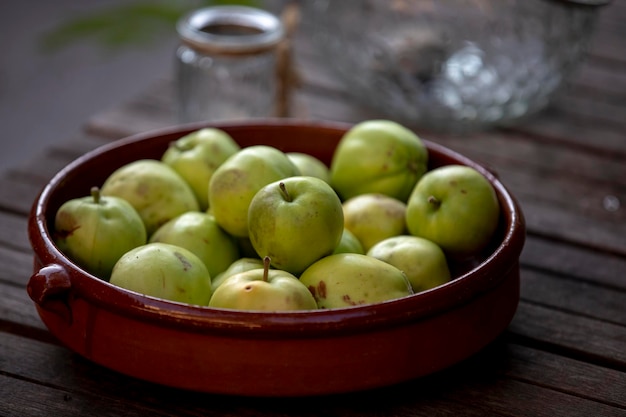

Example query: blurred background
[0,0,612,171]
[0,1,246,171]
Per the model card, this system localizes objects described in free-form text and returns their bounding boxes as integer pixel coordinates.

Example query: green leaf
[40,0,262,53]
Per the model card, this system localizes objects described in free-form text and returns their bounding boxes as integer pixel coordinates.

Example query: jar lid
[177,6,285,55]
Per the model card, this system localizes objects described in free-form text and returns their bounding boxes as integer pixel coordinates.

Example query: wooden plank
[0,282,46,333]
[3,135,116,188]
[85,79,175,140]
[521,235,626,291]
[511,112,626,156]
[0,211,30,252]
[544,90,626,132]
[0,246,33,287]
[0,177,42,216]
[0,375,170,417]
[5,149,81,187]
[421,130,626,188]
[520,268,626,326]
[503,343,626,408]
[509,301,626,368]
[586,38,626,64]
[571,63,626,101]
[497,165,625,225]
[43,134,116,161]
[520,198,626,256]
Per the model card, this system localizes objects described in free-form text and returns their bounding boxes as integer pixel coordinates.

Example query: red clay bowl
[27,119,525,397]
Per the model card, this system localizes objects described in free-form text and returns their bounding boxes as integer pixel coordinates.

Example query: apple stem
[427,195,441,208]
[279,182,292,202]
[91,186,101,204]
[262,256,271,282]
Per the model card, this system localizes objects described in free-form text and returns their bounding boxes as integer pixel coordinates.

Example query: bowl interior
[30,119,525,336]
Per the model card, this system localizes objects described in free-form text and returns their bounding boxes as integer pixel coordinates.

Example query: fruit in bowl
[248,176,344,275]
[47,119,499,308]
[27,119,525,396]
[53,186,146,280]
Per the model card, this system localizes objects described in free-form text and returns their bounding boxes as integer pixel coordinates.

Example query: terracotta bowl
[27,119,525,397]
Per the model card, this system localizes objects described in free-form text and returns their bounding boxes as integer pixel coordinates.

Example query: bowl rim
[28,118,525,338]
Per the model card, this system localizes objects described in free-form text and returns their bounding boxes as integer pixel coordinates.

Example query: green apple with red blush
[209,256,317,311]
[299,253,413,309]
[53,186,147,280]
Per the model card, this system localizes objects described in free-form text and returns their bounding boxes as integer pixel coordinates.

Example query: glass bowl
[301,0,609,132]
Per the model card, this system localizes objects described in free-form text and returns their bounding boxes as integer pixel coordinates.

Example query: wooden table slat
[0,282,47,333]
[504,343,626,409]
[0,375,171,417]
[520,268,626,326]
[510,301,626,368]
[521,235,626,290]
[0,245,33,287]
[0,211,31,252]
[0,177,41,216]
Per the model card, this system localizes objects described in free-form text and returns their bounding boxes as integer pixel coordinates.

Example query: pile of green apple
[53,120,500,311]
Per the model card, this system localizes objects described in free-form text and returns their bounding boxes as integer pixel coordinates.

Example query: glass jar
[175,6,284,123]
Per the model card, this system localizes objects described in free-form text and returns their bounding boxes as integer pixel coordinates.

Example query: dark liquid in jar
[201,24,264,36]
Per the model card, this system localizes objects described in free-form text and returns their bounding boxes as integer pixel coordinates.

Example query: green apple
[333,228,365,255]
[101,159,200,235]
[162,128,240,211]
[248,176,344,275]
[286,152,330,183]
[406,164,500,258]
[208,256,317,311]
[342,193,407,252]
[299,253,413,309]
[149,211,239,278]
[208,145,299,237]
[211,257,265,292]
[110,242,212,306]
[367,235,451,293]
[329,120,428,202]
[54,186,147,280]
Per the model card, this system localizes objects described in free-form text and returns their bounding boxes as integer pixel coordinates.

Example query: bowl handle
[27,264,73,324]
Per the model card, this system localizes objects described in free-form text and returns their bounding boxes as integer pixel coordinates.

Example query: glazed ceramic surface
[27,119,525,397]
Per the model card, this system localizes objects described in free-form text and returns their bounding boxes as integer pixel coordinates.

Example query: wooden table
[2,3,625,416]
